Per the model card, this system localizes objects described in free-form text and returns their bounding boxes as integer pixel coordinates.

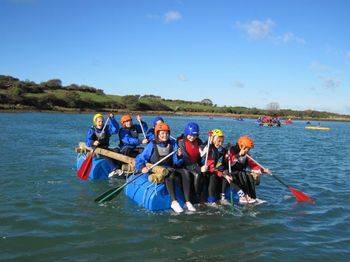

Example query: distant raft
[305,126,330,131]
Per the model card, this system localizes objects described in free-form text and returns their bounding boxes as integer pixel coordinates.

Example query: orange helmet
[237,136,254,149]
[154,123,170,135]
[120,114,132,125]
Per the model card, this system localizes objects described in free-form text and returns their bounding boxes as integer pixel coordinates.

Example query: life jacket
[91,126,109,148]
[207,145,225,176]
[184,139,200,163]
[232,154,248,172]
[150,140,173,166]
[178,138,200,164]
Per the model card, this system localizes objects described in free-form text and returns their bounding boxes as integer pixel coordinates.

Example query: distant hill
[1,75,349,121]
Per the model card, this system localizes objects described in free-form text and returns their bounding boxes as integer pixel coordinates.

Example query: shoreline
[1,105,350,122]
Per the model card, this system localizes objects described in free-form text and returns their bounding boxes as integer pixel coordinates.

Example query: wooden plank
[78,142,168,175]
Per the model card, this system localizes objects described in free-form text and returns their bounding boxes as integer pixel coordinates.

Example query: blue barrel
[125,174,185,211]
[76,154,112,180]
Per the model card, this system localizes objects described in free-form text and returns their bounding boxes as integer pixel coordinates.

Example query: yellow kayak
[305,126,330,131]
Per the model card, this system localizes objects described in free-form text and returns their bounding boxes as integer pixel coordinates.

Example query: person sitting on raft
[86,113,119,149]
[85,113,120,172]
[135,123,184,213]
[118,114,148,157]
[200,129,227,207]
[222,136,271,204]
[176,122,204,212]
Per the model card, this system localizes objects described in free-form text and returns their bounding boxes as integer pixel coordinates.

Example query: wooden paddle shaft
[78,142,168,175]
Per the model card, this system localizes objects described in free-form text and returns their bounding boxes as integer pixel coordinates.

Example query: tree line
[0,75,349,120]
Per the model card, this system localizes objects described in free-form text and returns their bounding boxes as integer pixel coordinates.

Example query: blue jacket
[118,121,148,149]
[146,127,155,141]
[135,139,183,171]
[85,117,119,148]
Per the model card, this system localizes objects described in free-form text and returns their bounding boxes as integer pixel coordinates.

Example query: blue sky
[1,0,349,114]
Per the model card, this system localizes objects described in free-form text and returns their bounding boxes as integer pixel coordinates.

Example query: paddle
[227,144,235,208]
[77,116,110,180]
[200,131,212,173]
[137,116,147,139]
[94,150,176,203]
[246,155,315,203]
[204,131,212,165]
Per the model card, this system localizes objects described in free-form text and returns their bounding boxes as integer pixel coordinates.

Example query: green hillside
[1,75,349,121]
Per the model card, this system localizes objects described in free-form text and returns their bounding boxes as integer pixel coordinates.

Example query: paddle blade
[94,186,124,203]
[288,187,315,203]
[94,173,144,203]
[77,154,93,180]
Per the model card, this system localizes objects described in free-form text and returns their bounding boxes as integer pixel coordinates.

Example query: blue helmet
[153,116,164,127]
[185,122,199,136]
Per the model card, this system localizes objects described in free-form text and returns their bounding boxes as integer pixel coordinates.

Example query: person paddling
[135,123,184,213]
[86,113,119,149]
[223,136,271,204]
[118,114,148,157]
[85,113,120,172]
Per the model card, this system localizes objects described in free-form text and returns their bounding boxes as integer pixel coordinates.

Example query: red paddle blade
[77,154,93,180]
[288,187,315,204]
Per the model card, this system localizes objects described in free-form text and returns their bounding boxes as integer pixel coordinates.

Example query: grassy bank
[1,75,350,121]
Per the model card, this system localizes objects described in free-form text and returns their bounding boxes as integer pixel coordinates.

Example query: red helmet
[237,136,254,149]
[154,123,170,135]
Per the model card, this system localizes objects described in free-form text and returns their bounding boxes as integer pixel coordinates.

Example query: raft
[258,123,280,127]
[75,142,167,180]
[305,126,330,131]
[124,174,240,211]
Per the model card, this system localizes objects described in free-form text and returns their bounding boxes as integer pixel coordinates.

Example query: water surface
[1,113,349,261]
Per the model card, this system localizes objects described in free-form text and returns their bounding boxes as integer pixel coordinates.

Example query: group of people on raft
[256,116,281,127]
[85,113,271,213]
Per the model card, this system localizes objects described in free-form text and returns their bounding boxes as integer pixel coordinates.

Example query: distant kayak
[305,126,330,131]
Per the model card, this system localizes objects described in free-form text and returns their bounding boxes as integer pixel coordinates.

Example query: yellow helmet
[93,113,103,124]
[211,129,224,137]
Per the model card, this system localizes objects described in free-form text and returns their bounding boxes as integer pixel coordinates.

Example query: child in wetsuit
[176,122,204,212]
[222,136,271,204]
[201,129,227,206]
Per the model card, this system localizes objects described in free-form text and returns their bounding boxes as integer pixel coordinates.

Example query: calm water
[1,112,350,261]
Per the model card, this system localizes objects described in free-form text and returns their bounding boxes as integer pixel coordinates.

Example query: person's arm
[172,141,184,167]
[85,128,95,147]
[146,128,155,141]
[135,143,154,172]
[107,113,119,135]
[247,156,271,174]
